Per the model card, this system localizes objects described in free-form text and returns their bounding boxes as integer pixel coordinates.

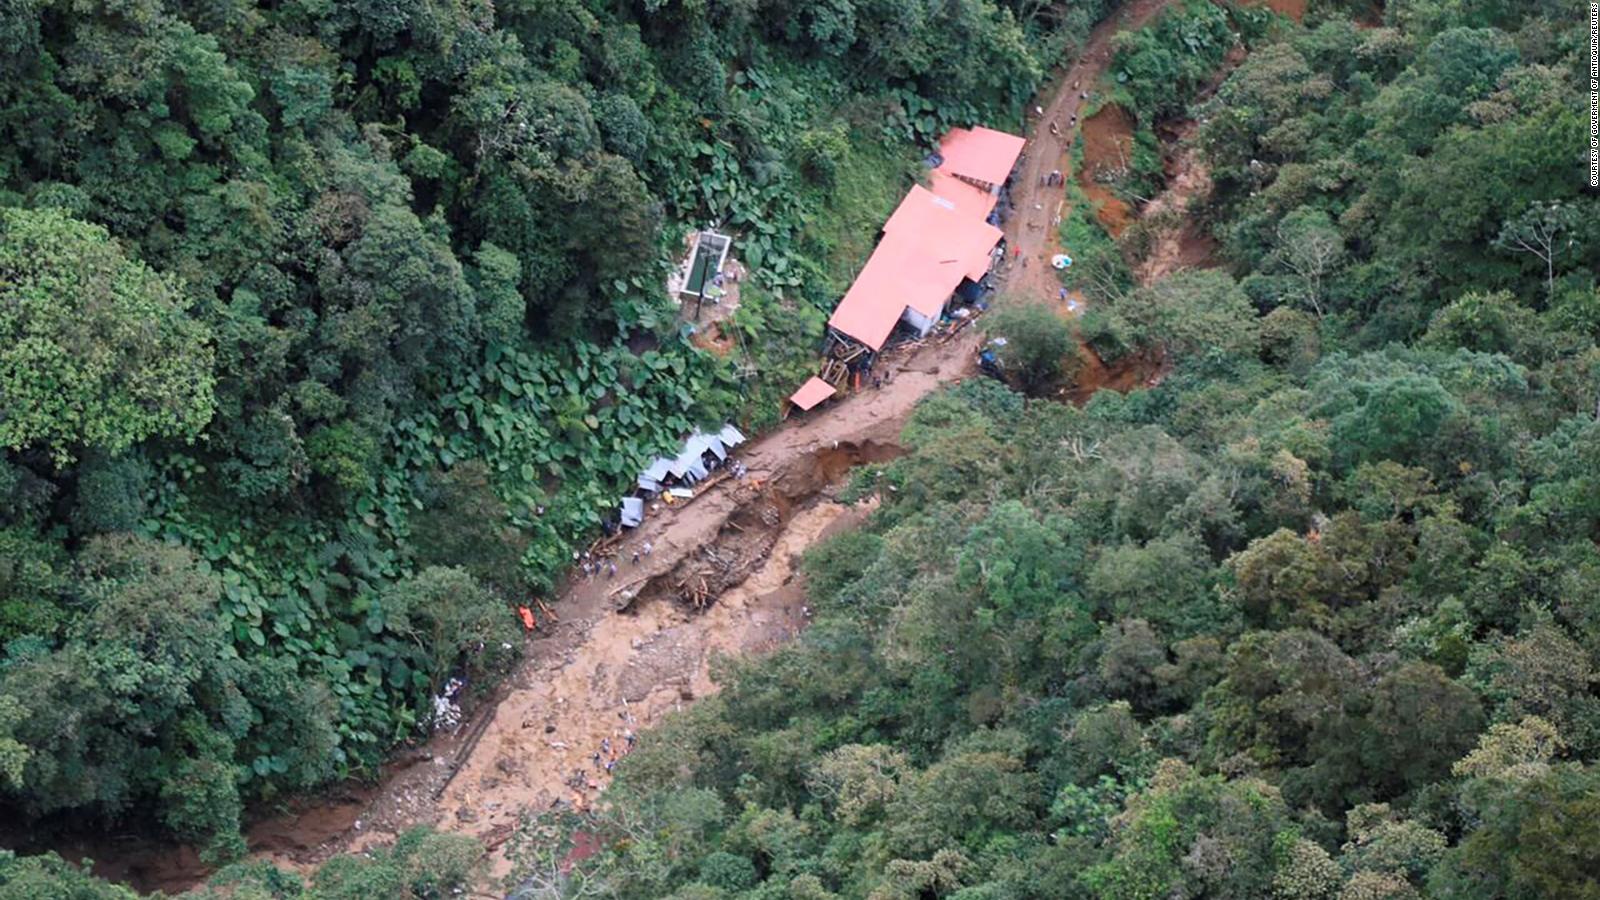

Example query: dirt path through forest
[248,335,980,879]
[80,3,1183,893]
[1006,0,1181,311]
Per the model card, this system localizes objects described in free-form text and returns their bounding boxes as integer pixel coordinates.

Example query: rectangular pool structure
[675,230,732,299]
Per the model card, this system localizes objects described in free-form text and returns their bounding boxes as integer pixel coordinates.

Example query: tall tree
[1495,201,1578,299]
[0,208,214,463]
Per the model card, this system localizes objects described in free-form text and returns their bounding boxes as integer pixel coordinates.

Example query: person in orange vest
[518,606,536,631]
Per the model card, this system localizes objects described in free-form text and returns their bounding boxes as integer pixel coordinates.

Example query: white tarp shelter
[620,423,746,525]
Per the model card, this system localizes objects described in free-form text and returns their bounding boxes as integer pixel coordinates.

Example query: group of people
[1048,114,1081,137]
[575,540,660,581]
[589,729,635,775]
[564,709,641,810]
[576,550,617,580]
[1039,80,1090,147]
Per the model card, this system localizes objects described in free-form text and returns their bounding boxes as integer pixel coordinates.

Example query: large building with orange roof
[934,126,1027,190]
[789,125,1023,412]
[824,126,1022,351]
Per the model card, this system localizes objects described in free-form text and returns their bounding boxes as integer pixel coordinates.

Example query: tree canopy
[8,0,1600,895]
[0,208,214,463]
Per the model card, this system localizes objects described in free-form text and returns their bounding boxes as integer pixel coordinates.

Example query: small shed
[669,442,711,481]
[789,377,838,412]
[638,456,674,492]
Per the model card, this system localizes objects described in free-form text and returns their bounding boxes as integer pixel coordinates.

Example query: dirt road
[1006,0,1182,308]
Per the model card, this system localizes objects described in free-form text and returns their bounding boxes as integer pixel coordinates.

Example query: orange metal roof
[789,376,837,411]
[928,170,998,221]
[824,127,1018,351]
[829,186,1002,348]
[827,237,926,350]
[884,183,998,237]
[936,126,1026,187]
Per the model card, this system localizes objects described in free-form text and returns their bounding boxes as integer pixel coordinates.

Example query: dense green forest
[3,0,1599,896]
[0,0,1101,864]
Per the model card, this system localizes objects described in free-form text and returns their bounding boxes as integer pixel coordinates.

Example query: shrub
[984,301,1077,395]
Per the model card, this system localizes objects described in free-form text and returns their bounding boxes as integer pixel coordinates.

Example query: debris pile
[425,677,468,733]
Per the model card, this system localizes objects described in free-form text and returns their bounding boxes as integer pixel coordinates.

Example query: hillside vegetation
[494,2,1597,898]
[4,0,1600,897]
[0,0,1105,860]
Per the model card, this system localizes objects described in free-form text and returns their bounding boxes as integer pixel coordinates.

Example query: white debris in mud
[424,677,467,733]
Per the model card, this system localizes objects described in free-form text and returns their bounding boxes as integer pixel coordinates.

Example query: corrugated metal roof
[623,422,746,528]
[669,446,709,480]
[620,497,644,527]
[643,457,674,482]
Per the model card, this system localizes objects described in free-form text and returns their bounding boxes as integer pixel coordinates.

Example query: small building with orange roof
[788,376,838,412]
